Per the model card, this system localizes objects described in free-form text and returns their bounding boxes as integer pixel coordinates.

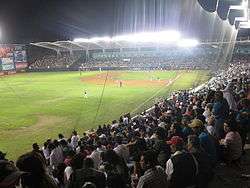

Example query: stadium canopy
[30,33,250,53]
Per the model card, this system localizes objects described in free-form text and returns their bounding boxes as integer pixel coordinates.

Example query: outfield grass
[0,70,210,160]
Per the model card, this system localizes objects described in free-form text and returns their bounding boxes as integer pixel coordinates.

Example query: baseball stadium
[0,0,250,188]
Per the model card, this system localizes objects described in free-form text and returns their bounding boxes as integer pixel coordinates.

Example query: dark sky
[0,0,115,43]
[0,0,249,44]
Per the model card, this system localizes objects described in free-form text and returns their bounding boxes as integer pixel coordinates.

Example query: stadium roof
[30,36,250,52]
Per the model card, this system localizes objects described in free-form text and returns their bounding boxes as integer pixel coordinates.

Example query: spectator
[42,141,50,163]
[181,115,193,140]
[187,135,213,188]
[113,136,130,163]
[136,150,168,188]
[100,150,129,188]
[205,116,216,137]
[89,145,102,169]
[212,91,229,139]
[166,136,198,188]
[32,143,46,162]
[236,98,250,153]
[16,152,58,188]
[68,158,106,188]
[189,119,217,164]
[153,127,171,169]
[71,131,80,150]
[64,152,86,184]
[203,103,213,123]
[0,160,26,188]
[222,82,237,111]
[58,134,66,142]
[220,121,242,164]
[48,142,64,169]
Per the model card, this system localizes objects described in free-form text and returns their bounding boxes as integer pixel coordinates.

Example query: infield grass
[0,70,210,160]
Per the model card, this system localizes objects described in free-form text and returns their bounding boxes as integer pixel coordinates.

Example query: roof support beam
[30,42,59,52]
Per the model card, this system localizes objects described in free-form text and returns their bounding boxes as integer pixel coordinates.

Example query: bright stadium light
[177,39,199,47]
[157,30,181,42]
[89,36,112,42]
[112,30,180,43]
[73,38,90,43]
[73,30,197,45]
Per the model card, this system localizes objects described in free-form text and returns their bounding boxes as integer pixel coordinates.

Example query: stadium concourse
[0,60,249,188]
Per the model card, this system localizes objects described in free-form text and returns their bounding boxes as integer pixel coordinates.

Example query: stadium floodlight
[157,30,181,43]
[112,30,181,43]
[177,39,199,47]
[73,30,183,44]
[89,37,112,42]
[73,38,90,43]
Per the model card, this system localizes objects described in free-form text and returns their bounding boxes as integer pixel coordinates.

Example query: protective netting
[113,0,238,67]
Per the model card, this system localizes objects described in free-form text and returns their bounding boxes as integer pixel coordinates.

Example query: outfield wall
[27,66,210,72]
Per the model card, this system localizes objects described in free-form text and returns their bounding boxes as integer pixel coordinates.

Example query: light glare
[89,37,112,42]
[177,39,199,47]
[74,30,181,44]
[73,31,199,48]
[73,38,89,43]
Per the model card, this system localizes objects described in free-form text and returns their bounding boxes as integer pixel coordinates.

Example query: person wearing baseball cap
[0,160,26,188]
[166,136,184,147]
[188,119,204,129]
[189,119,217,165]
[166,136,198,188]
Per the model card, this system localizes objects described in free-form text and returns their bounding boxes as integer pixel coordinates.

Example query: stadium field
[0,70,210,160]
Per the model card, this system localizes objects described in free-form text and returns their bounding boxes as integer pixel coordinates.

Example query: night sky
[0,0,115,43]
[0,0,249,44]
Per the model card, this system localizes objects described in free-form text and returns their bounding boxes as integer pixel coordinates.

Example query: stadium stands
[0,61,249,188]
[28,45,222,71]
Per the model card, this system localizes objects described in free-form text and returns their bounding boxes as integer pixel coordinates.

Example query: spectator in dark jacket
[153,127,171,169]
[166,136,198,188]
[68,158,106,188]
[16,152,58,188]
[100,150,129,188]
[0,160,26,188]
[212,91,229,139]
[187,135,213,188]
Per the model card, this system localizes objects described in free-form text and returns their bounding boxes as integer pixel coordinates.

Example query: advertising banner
[1,57,15,71]
[0,58,2,71]
[14,50,27,63]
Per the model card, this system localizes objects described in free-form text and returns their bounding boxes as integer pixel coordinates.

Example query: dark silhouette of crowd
[0,62,249,188]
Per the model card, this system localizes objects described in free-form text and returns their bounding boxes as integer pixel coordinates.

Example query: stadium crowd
[0,62,249,188]
[86,47,219,70]
[29,53,83,70]
[28,47,221,71]
[85,55,216,70]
